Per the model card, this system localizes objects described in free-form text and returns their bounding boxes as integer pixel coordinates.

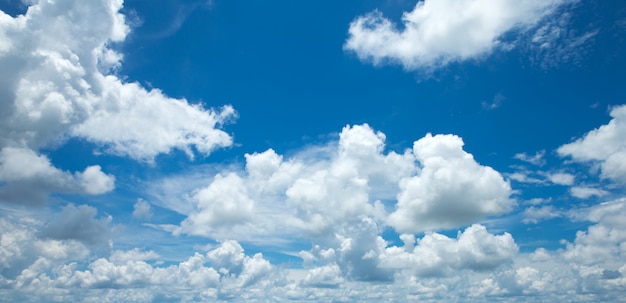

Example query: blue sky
[1,0,626,301]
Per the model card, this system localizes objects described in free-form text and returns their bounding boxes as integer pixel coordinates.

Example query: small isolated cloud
[132,198,152,221]
[523,205,561,224]
[570,186,609,199]
[482,93,506,110]
[344,0,573,71]
[558,104,626,184]
[388,133,514,233]
[546,172,575,186]
[514,150,546,166]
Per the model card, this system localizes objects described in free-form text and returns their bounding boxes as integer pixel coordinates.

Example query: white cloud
[522,205,561,224]
[344,0,572,71]
[380,224,518,276]
[42,204,113,249]
[514,150,546,166]
[563,198,626,266]
[558,104,626,184]
[570,186,610,199]
[388,133,514,233]
[165,124,416,241]
[301,264,344,288]
[0,147,115,205]
[546,172,575,186]
[160,125,512,242]
[3,207,626,302]
[177,173,254,238]
[0,0,234,162]
[0,215,90,279]
[132,199,152,221]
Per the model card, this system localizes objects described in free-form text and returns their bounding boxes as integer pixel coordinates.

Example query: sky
[0,0,626,302]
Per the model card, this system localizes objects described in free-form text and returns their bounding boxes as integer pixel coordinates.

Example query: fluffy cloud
[132,199,152,221]
[344,0,572,71]
[0,0,234,161]
[388,133,513,233]
[0,0,234,205]
[0,147,114,205]
[558,105,626,184]
[380,224,518,276]
[1,219,276,302]
[563,198,626,266]
[162,124,512,241]
[42,204,113,249]
[570,186,610,199]
[165,124,416,241]
[177,173,255,238]
[522,205,561,224]
[0,216,90,280]
[3,204,626,302]
[301,264,344,288]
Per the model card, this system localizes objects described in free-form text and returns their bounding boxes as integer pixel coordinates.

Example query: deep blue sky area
[115,0,626,165]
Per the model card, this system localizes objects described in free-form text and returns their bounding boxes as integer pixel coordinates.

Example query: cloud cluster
[0,215,275,302]
[4,200,626,302]
[0,0,234,205]
[167,124,513,241]
[344,0,572,71]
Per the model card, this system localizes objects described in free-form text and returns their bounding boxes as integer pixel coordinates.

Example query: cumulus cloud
[546,172,575,186]
[166,124,416,241]
[570,186,610,199]
[162,124,512,241]
[344,0,572,71]
[388,133,513,233]
[179,173,254,236]
[42,204,113,249]
[0,0,234,162]
[563,198,626,266]
[132,198,152,221]
[558,105,626,184]
[522,205,561,224]
[380,224,518,276]
[0,216,90,279]
[301,264,344,288]
[1,219,277,302]
[0,147,114,205]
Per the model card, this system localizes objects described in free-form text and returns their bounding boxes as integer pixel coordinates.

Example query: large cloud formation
[344,0,573,71]
[0,0,234,204]
[169,124,513,241]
